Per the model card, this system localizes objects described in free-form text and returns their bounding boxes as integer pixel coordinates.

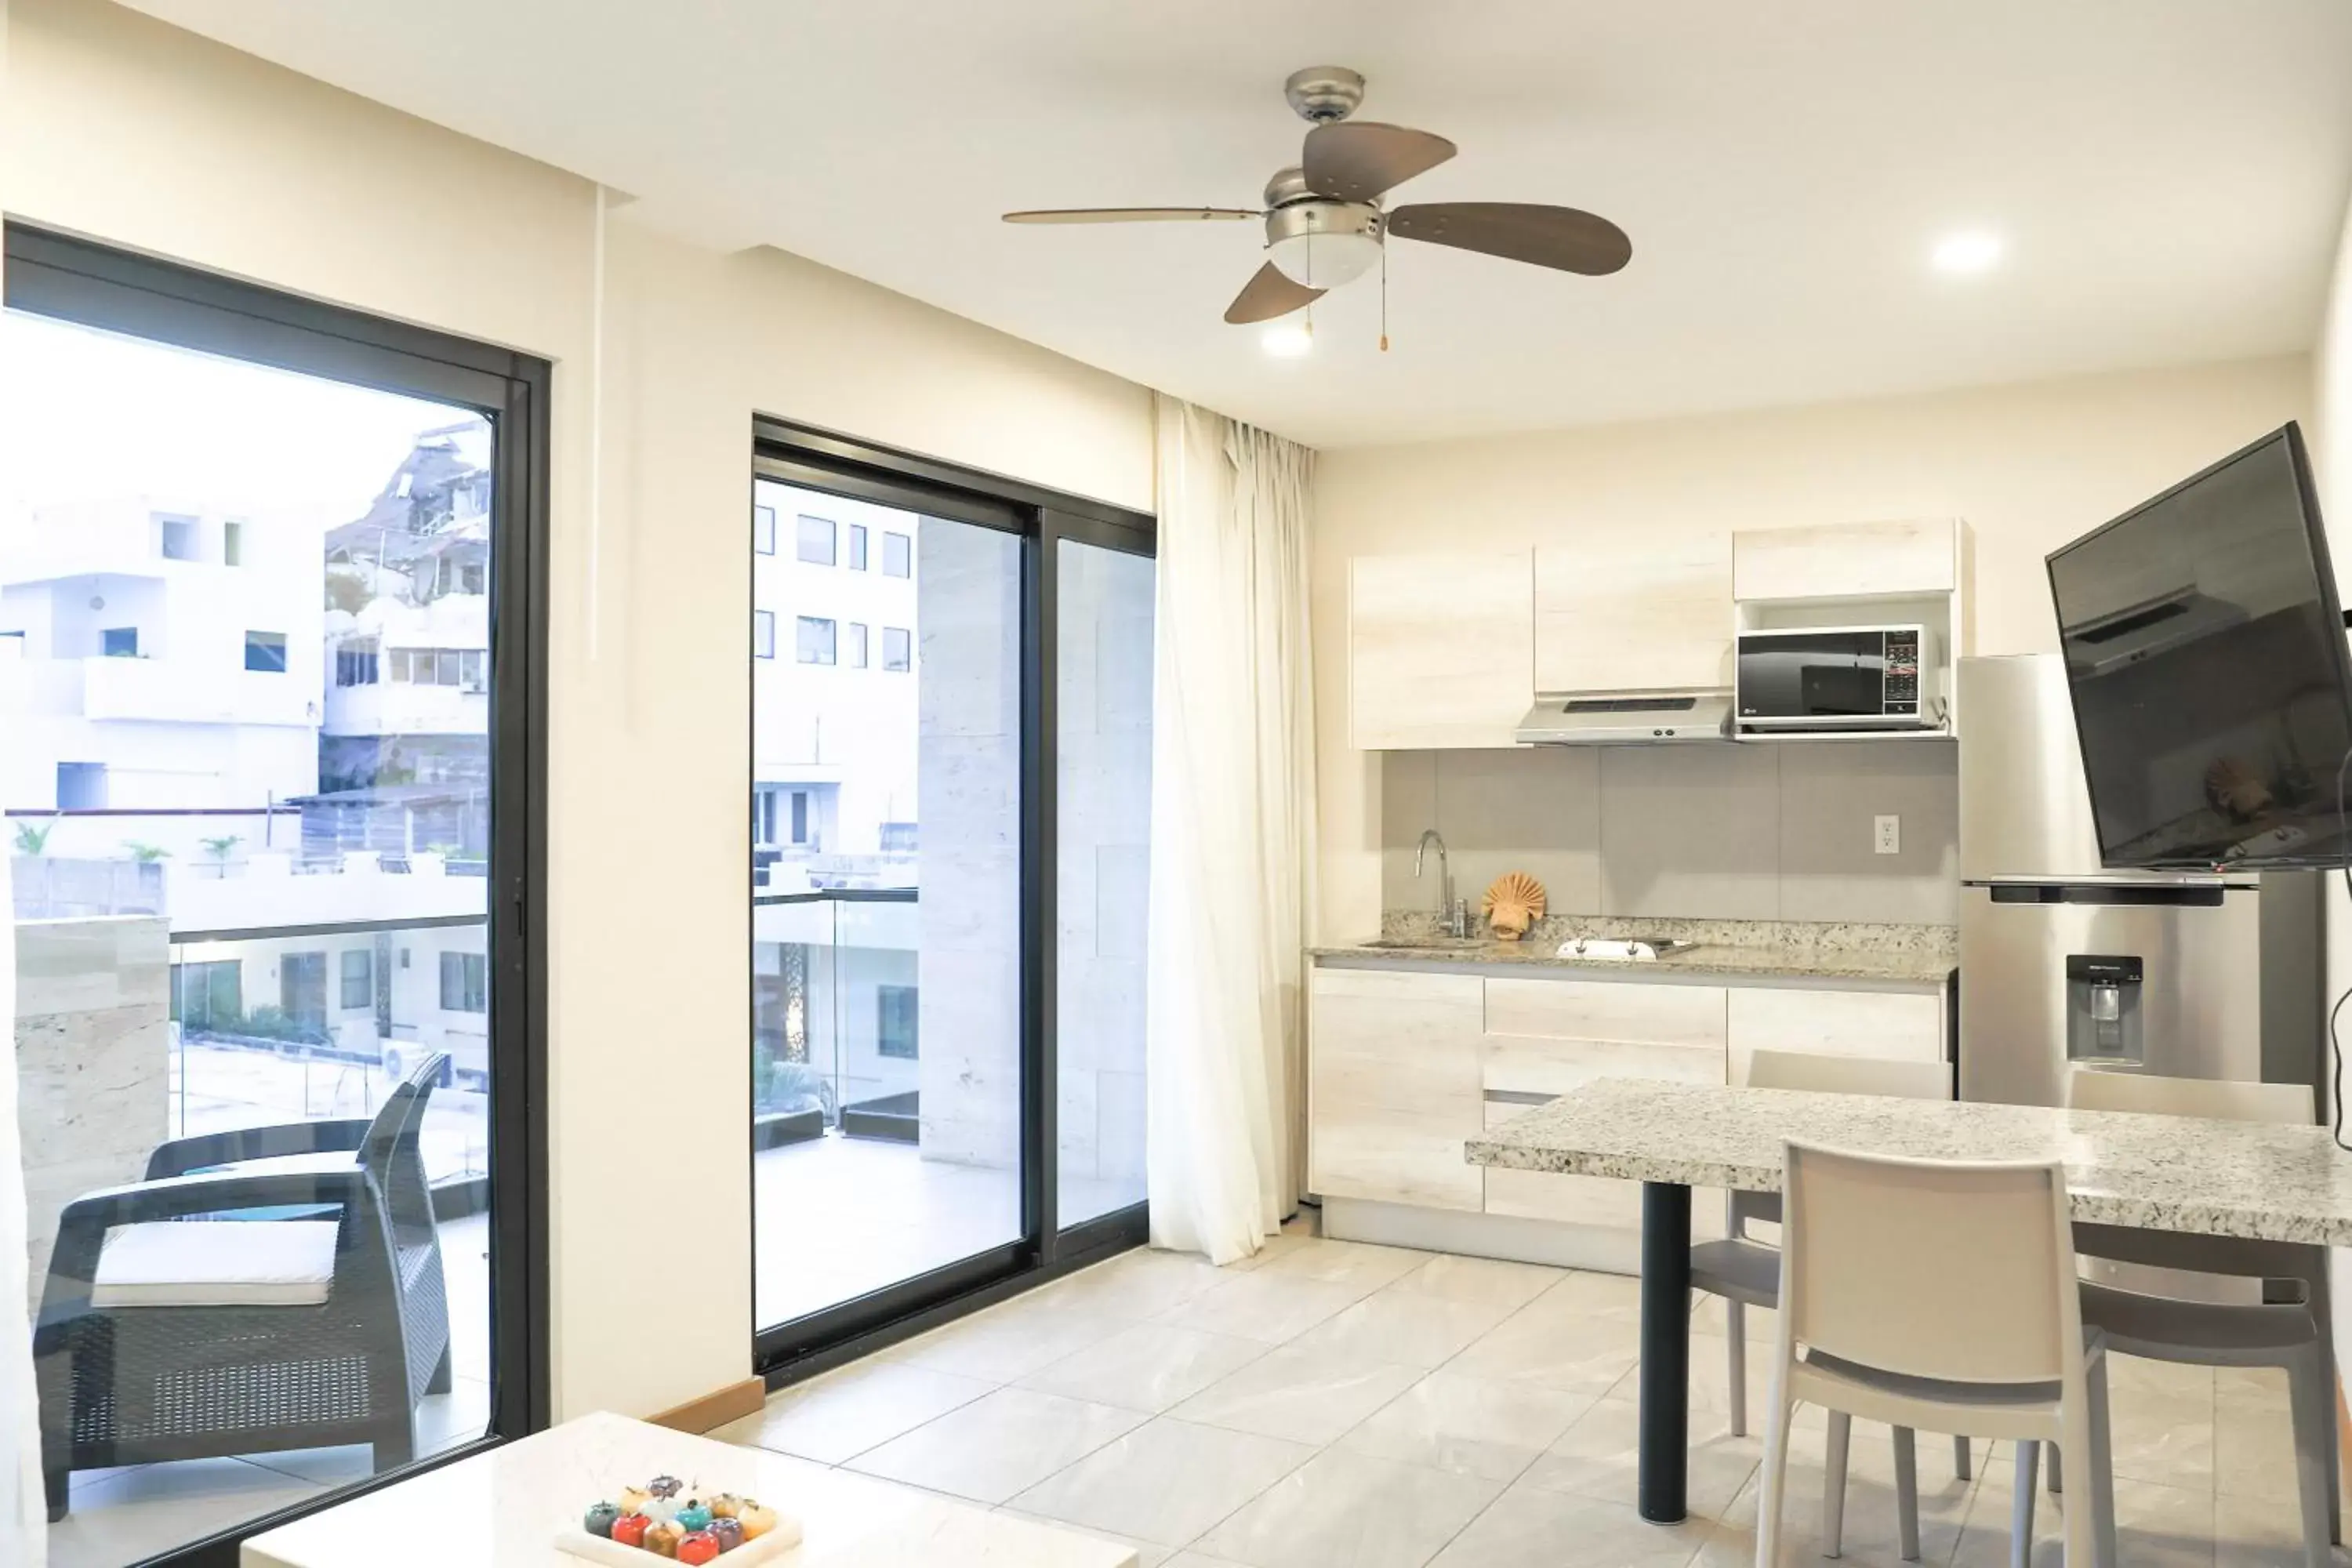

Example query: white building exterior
[0,496,323,813]
[752,481,920,887]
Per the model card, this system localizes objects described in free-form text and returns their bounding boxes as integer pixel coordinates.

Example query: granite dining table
[1465,1076,2352,1528]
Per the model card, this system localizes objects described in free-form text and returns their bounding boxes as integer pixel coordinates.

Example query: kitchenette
[1310,505,2328,1272]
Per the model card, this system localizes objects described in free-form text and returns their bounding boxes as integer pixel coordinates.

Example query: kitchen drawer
[1484,976,1727,1047]
[1480,1102,1723,1236]
[1483,1034,1724,1099]
[1311,967,1485,1117]
[1312,1105,1484,1213]
[1726,985,1944,1086]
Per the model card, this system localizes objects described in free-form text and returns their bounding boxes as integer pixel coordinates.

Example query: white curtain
[1145,397,1318,1265]
[0,848,42,1566]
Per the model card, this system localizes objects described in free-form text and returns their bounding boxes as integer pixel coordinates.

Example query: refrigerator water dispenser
[2065,955,2144,1064]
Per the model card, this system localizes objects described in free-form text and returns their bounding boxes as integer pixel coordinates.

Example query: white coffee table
[242,1410,1138,1568]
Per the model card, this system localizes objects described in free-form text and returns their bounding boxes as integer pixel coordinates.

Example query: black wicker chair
[34,1051,454,1520]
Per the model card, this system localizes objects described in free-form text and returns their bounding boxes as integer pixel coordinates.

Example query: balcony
[78,655,318,727]
[322,680,488,738]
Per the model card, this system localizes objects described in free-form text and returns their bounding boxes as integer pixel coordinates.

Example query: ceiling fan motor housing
[1283,66,1367,123]
[1264,198,1382,287]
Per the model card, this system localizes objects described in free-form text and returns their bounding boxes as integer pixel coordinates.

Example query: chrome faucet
[1415,828,1469,938]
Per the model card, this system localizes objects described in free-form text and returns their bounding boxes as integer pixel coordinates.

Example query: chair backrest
[1731,1050,1952,1234]
[1748,1048,1951,1101]
[2066,1065,2312,1126]
[361,1052,448,1242]
[1781,1139,2082,1385]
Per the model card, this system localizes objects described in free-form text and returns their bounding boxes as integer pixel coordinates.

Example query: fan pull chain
[1380,241,1390,352]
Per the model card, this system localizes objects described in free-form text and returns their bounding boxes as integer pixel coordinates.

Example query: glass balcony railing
[751,887,918,1144]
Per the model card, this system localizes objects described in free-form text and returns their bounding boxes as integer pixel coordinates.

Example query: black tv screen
[2047,422,2352,870]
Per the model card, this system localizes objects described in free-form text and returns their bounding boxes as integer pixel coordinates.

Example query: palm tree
[200,834,242,874]
[12,818,55,855]
[122,841,172,865]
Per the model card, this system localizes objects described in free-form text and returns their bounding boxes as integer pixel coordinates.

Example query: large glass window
[750,445,1154,1369]
[5,228,542,1567]
[796,514,837,566]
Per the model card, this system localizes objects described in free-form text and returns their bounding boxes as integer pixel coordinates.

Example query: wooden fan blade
[1386,202,1632,274]
[1003,207,1260,223]
[1224,262,1325,325]
[1302,122,1457,202]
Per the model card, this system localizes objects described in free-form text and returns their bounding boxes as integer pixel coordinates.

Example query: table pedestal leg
[1639,1180,1693,1525]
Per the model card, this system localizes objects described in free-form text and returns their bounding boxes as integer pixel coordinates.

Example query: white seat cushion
[91,1220,339,1308]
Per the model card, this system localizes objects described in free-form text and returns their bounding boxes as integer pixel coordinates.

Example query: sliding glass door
[750,429,1153,1367]
[4,225,545,1567]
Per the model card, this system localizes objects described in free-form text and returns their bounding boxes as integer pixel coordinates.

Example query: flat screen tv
[2047,421,2352,870]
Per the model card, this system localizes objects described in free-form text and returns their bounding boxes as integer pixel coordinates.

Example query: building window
[460,650,486,691]
[796,515,837,566]
[102,626,139,659]
[753,610,777,659]
[879,821,918,852]
[753,788,779,847]
[245,630,289,673]
[156,513,200,561]
[223,520,245,566]
[848,524,868,571]
[340,949,373,1011]
[848,622,869,668]
[336,637,379,687]
[281,952,328,1034]
[796,615,837,666]
[753,505,777,555]
[789,790,810,845]
[388,649,410,683]
[882,626,911,672]
[883,530,912,579]
[440,951,488,1014]
[877,985,919,1059]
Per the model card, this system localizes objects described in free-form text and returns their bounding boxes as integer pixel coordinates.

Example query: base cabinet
[1312,962,1948,1265]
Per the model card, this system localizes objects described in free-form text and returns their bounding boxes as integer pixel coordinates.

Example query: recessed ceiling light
[1261,321,1314,358]
[1931,230,2004,275]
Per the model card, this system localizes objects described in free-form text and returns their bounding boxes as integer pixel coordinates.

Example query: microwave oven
[1735,624,1942,730]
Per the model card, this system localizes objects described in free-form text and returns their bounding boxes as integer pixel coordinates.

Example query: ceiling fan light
[1268,228,1381,289]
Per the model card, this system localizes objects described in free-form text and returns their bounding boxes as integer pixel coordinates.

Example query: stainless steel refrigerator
[1956,654,2321,1109]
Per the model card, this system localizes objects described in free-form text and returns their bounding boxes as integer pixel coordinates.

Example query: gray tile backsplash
[1381,741,1958,926]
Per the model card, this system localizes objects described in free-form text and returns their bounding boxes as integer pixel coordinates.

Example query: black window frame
[5,220,550,1567]
[750,415,1154,1384]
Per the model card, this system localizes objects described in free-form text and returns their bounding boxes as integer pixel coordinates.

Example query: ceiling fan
[1004,66,1632,327]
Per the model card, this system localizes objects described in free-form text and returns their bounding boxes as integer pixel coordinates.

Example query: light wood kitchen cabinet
[1533,532,1731,693]
[1725,985,1946,1087]
[1732,518,1959,603]
[1308,967,1486,1211]
[1348,552,1533,750]
[1482,976,1726,1098]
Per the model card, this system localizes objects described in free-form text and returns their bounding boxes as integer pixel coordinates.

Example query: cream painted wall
[1315,355,2313,938]
[5,0,1153,1423]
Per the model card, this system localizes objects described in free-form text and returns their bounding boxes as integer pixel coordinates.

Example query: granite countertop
[1466,1076,2352,1247]
[1310,913,1955,986]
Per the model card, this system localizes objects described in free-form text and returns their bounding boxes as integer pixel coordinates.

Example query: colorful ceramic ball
[737,1503,780,1541]
[643,1520,684,1559]
[675,1501,713,1532]
[677,1531,721,1566]
[583,1501,622,1538]
[707,1518,746,1553]
[707,1494,746,1521]
[648,1474,685,1500]
[609,1514,652,1548]
[618,1486,652,1515]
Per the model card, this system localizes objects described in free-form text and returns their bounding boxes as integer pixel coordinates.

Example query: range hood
[1514,689,1732,746]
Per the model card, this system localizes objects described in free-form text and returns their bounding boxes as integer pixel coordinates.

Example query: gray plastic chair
[1693,1048,1971,1559]
[2042,1067,2336,1568]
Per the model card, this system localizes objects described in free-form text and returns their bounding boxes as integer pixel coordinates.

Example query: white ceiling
[121,0,2352,448]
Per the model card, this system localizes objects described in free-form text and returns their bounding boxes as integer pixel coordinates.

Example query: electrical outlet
[1875,815,1901,855]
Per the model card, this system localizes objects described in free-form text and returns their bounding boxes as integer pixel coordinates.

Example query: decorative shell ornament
[2205,755,2272,822]
[1481,872,1548,941]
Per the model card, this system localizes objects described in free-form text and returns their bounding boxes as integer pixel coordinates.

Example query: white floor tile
[1254,1239,1434,1296]
[1445,1291,1645,1394]
[1193,1448,1506,1568]
[1286,1289,1522,1370]
[1036,1247,1236,1319]
[1159,1269,1367,1345]
[1382,1254,1565,1312]
[1169,1342,1426,1446]
[1338,1370,1597,1483]
[845,1386,1148,1504]
[995,1506,1178,1568]
[887,1290,1140,1383]
[49,1457,325,1568]
[1519,1398,1760,1526]
[717,1359,996,1463]
[1427,1479,1712,1568]
[1021,1321,1272,1414]
[1007,1416,1316,1548]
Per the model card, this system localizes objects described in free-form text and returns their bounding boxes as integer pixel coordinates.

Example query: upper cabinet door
[1732,518,1958,602]
[1349,552,1534,750]
[1534,532,1730,693]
